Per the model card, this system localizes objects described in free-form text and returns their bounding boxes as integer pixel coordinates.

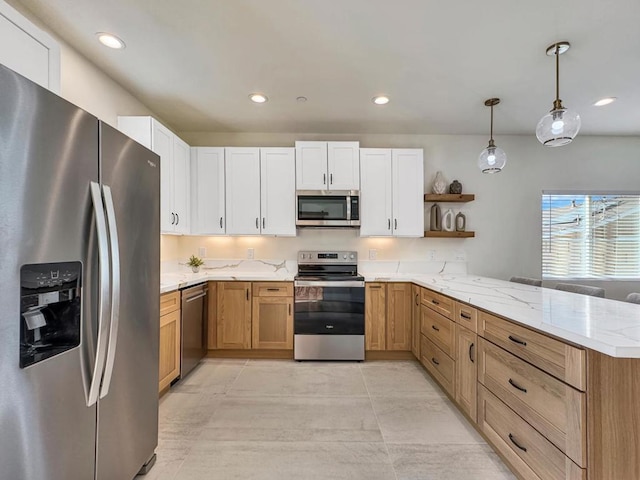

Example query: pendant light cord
[490,103,494,142]
[555,43,560,103]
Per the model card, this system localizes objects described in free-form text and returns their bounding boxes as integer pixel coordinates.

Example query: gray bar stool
[625,293,640,304]
[509,276,542,287]
[555,283,605,298]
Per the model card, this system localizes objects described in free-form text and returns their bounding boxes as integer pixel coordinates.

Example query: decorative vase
[429,204,442,231]
[442,209,455,232]
[455,212,466,232]
[432,171,447,194]
[191,266,200,273]
[449,180,462,194]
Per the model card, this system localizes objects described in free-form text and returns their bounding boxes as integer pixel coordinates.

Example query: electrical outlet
[198,247,206,258]
[428,250,437,261]
[247,248,254,259]
[455,250,466,261]
[369,249,377,260]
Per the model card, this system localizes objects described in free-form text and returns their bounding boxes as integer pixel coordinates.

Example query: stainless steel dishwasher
[180,283,208,378]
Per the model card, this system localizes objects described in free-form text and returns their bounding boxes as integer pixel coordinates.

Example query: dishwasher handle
[185,291,208,303]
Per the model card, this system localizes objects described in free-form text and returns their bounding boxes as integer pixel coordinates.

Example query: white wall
[175,131,640,300]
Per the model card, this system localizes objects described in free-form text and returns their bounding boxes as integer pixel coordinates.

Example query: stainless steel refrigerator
[0,64,160,479]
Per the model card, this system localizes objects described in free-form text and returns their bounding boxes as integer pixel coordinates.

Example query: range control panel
[298,251,357,265]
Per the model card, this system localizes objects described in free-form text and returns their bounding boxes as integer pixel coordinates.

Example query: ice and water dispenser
[19,262,82,368]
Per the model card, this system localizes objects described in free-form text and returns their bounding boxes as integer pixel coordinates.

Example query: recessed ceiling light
[96,32,126,49]
[372,95,390,105]
[296,96,308,102]
[593,97,617,107]
[249,93,268,103]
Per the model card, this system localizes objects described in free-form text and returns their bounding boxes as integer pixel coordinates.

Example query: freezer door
[0,64,98,479]
[96,122,160,479]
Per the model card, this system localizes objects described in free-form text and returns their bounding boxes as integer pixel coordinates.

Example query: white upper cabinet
[191,147,225,235]
[0,1,60,93]
[392,149,424,237]
[295,141,359,190]
[327,142,360,190]
[359,148,424,237]
[225,148,261,235]
[260,148,296,236]
[360,149,393,236]
[117,116,190,234]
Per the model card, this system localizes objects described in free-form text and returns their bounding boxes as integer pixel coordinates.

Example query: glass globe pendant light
[478,98,507,173]
[536,42,581,146]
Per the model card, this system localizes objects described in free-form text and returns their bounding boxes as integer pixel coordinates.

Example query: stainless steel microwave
[296,190,360,227]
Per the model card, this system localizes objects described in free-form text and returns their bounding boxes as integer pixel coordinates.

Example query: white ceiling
[14,0,640,135]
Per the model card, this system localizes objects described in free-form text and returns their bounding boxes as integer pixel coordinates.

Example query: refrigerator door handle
[87,182,111,407]
[99,185,121,399]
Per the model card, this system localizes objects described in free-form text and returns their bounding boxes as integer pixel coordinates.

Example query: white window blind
[542,193,640,279]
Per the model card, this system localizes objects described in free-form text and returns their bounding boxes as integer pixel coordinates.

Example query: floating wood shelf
[424,231,475,238]
[424,194,475,202]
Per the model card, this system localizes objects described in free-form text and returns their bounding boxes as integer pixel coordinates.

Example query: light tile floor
[140,359,515,480]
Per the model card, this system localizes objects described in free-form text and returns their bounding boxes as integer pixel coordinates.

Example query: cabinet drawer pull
[469,342,475,363]
[460,312,472,320]
[288,304,291,315]
[431,357,440,366]
[176,213,179,225]
[266,288,281,291]
[508,335,527,346]
[431,299,440,305]
[508,378,528,393]
[171,213,175,225]
[415,293,419,306]
[368,285,382,289]
[220,216,223,228]
[246,289,249,301]
[508,433,528,452]
[255,217,259,229]
[388,218,391,230]
[431,325,440,332]
[394,218,398,230]
[330,173,333,184]
[262,217,265,229]
[323,173,326,185]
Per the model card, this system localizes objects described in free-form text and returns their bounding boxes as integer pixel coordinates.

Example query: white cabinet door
[392,149,424,237]
[260,148,296,236]
[225,148,261,235]
[172,137,190,234]
[150,120,175,233]
[328,141,360,190]
[295,141,327,190]
[191,147,225,235]
[0,2,60,93]
[360,149,393,236]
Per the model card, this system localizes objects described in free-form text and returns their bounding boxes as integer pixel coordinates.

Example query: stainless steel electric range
[293,251,365,360]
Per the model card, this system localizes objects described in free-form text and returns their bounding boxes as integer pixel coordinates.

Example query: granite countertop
[160,260,640,358]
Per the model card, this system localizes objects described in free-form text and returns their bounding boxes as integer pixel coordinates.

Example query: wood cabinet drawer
[454,302,478,332]
[252,282,293,297]
[160,291,180,316]
[479,311,586,391]
[421,305,455,357]
[421,288,453,319]
[478,385,586,480]
[478,339,586,467]
[421,334,455,397]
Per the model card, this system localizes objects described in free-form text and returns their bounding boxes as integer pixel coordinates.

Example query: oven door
[294,282,365,334]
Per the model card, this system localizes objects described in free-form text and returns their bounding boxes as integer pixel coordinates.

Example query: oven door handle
[294,280,365,288]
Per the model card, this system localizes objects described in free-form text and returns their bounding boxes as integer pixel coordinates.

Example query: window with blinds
[542,193,640,279]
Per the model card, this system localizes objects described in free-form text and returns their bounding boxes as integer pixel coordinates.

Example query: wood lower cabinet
[421,334,455,397]
[455,324,477,422]
[386,283,412,351]
[159,291,180,392]
[365,283,386,350]
[411,284,421,358]
[216,282,252,349]
[252,282,293,349]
